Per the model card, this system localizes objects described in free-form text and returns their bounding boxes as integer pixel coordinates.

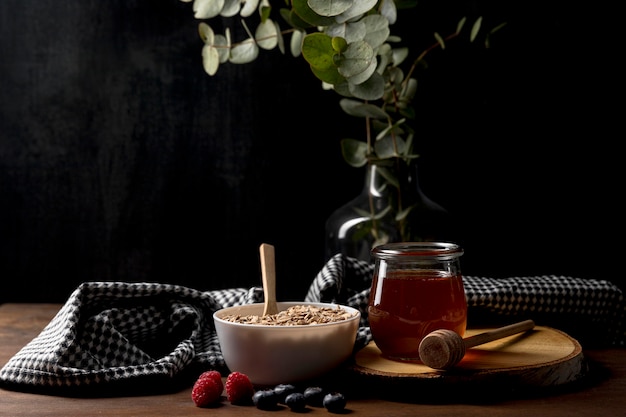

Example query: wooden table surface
[1,303,625,416]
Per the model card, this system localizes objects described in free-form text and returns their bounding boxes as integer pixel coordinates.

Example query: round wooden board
[351,326,586,389]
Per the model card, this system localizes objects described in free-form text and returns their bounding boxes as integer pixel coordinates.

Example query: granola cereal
[221,305,355,326]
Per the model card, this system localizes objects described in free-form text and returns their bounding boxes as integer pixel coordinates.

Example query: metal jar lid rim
[371,242,463,260]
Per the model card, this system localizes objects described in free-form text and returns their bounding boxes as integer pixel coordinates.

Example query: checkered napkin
[0,282,264,393]
[1,254,624,394]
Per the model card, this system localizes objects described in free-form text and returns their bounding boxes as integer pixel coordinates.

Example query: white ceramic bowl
[213,301,361,386]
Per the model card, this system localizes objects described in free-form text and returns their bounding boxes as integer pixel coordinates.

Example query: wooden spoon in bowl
[260,243,279,316]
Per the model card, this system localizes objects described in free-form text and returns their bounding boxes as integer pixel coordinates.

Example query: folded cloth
[0,282,264,394]
[1,254,624,394]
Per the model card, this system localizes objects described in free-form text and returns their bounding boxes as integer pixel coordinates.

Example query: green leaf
[331,36,348,53]
[325,21,366,44]
[280,7,314,30]
[310,64,345,85]
[335,0,378,24]
[375,135,408,159]
[339,99,389,119]
[255,19,278,50]
[348,71,385,101]
[347,58,376,85]
[229,40,259,64]
[290,30,304,57]
[341,138,369,167]
[202,44,220,75]
[395,204,416,221]
[337,40,374,78]
[470,16,483,42]
[434,32,445,49]
[376,166,399,188]
[456,16,467,34]
[291,0,336,26]
[302,32,335,70]
[193,0,224,19]
[308,0,352,17]
[361,14,390,49]
[379,0,398,24]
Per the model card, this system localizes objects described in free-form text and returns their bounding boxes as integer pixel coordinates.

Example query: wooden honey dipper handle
[418,319,535,370]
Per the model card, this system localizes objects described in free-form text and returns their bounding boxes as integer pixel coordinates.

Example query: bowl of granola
[213,301,361,386]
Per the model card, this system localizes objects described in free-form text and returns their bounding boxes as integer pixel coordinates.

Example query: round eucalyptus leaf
[255,19,278,50]
[337,40,374,78]
[212,34,229,63]
[379,0,398,24]
[340,138,369,168]
[331,37,348,52]
[193,0,224,19]
[229,40,259,64]
[326,21,366,44]
[220,0,240,17]
[198,22,214,44]
[347,58,377,85]
[348,71,385,101]
[308,0,352,17]
[362,14,390,49]
[392,47,409,66]
[291,0,336,26]
[302,32,335,70]
[290,30,304,57]
[275,21,285,54]
[335,0,378,24]
[339,99,389,119]
[240,0,259,17]
[310,64,344,85]
[202,44,220,75]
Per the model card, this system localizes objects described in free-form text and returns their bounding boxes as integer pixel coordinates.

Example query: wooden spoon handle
[260,243,278,316]
[464,319,535,349]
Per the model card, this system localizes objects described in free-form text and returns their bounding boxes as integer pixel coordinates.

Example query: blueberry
[323,392,347,413]
[303,386,325,407]
[273,383,297,403]
[285,392,307,411]
[252,389,279,410]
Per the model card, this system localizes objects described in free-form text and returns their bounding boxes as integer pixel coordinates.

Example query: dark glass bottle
[324,159,455,262]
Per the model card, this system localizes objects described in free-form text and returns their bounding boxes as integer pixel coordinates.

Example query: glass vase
[324,158,455,262]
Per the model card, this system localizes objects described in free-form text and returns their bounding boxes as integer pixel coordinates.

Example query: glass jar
[368,242,467,362]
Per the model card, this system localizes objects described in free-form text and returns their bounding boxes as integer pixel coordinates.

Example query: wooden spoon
[418,319,535,370]
[260,243,278,316]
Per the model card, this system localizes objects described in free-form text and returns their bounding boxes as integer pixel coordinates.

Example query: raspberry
[225,371,255,405]
[191,376,222,407]
[197,370,224,392]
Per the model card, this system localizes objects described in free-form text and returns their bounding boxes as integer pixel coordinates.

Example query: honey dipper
[418,319,536,370]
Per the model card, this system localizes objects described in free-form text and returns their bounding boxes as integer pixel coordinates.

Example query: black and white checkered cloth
[1,254,624,394]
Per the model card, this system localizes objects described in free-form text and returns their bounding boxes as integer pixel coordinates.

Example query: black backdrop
[1,1,623,304]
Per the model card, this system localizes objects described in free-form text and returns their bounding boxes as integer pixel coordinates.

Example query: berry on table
[285,392,307,411]
[225,371,255,405]
[197,370,223,392]
[323,392,347,413]
[273,383,297,403]
[191,376,222,407]
[303,386,325,407]
[252,389,279,410]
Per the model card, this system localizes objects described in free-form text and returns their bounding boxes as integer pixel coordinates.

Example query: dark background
[1,1,622,304]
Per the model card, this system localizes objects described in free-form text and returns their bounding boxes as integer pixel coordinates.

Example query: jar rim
[371,242,463,260]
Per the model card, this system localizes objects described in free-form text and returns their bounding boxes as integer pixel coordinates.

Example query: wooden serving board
[351,326,586,389]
